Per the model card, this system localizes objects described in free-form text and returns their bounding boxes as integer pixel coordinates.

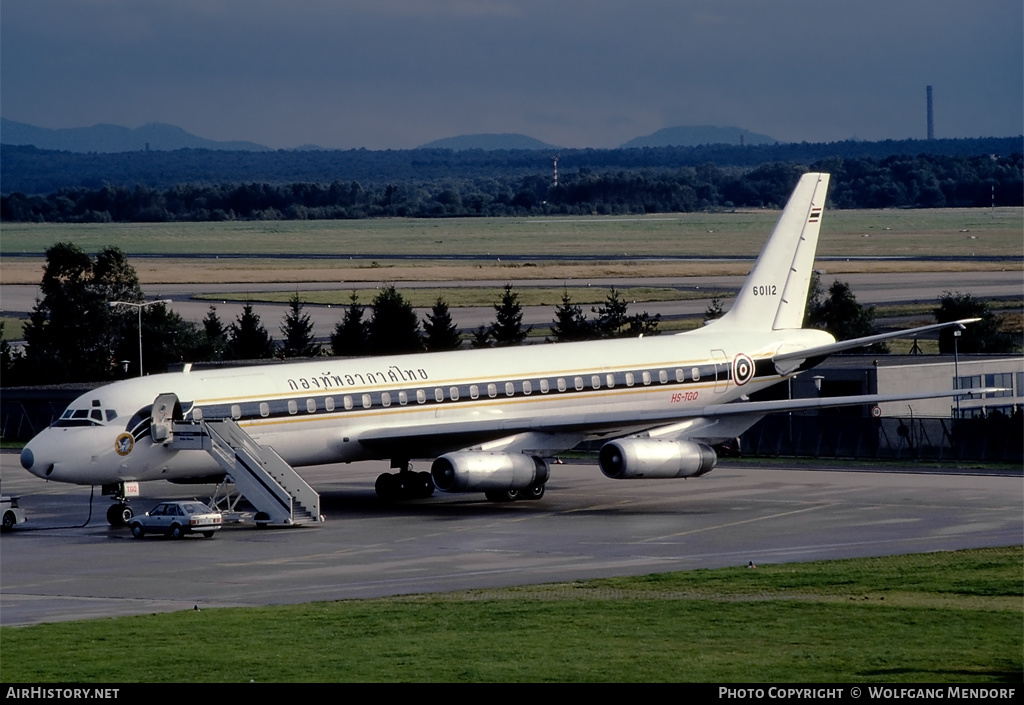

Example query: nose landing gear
[102,481,139,527]
[106,502,134,527]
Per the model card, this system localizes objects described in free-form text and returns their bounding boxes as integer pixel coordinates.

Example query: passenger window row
[192,363,721,423]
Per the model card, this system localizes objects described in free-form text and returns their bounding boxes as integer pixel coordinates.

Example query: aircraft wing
[355,386,1000,456]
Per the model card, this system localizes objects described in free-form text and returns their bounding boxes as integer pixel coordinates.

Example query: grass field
[3,209,1021,257]
[1,547,1019,683]
[2,209,1020,285]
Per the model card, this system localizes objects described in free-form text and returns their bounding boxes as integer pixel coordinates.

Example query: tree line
[3,136,1019,194]
[3,243,1015,387]
[3,153,1021,223]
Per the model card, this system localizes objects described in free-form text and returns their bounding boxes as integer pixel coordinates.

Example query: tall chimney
[926,85,934,140]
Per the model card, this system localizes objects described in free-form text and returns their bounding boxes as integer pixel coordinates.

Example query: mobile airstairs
[153,395,322,527]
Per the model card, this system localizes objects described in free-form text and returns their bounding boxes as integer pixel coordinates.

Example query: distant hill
[419,133,561,151]
[622,125,778,148]
[0,119,271,153]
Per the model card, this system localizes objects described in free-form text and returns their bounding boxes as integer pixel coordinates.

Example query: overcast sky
[2,0,1021,150]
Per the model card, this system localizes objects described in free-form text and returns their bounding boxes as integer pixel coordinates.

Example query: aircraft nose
[20,438,55,478]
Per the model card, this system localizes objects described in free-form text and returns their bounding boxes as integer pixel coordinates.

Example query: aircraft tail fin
[714,172,830,331]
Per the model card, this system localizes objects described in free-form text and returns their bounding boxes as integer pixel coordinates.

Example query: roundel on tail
[733,353,755,386]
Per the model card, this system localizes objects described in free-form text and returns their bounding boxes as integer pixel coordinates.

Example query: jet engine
[598,438,717,479]
[431,452,549,493]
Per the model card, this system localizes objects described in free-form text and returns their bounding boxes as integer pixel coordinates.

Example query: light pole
[109,300,172,377]
[952,326,964,418]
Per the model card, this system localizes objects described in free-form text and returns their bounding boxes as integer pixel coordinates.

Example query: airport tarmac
[2,451,1020,626]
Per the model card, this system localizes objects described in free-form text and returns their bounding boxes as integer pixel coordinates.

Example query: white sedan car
[128,501,222,539]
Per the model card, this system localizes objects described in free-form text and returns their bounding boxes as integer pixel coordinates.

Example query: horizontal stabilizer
[773,318,981,373]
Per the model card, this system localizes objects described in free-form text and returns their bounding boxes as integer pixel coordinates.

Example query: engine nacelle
[431,452,549,493]
[599,438,717,479]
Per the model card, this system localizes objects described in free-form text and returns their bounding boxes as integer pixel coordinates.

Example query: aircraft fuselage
[20,326,833,486]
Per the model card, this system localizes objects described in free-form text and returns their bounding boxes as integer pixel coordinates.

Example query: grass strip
[2,547,1019,682]
[192,286,721,309]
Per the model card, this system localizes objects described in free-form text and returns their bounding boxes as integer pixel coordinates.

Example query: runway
[2,451,1020,626]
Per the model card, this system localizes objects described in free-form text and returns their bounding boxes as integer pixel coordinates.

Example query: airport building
[786,354,1023,419]
[742,354,1023,462]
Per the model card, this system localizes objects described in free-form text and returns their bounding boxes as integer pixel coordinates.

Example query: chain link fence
[740,414,1023,463]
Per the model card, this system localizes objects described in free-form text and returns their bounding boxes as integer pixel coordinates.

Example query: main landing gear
[484,482,546,503]
[375,459,548,504]
[375,460,435,502]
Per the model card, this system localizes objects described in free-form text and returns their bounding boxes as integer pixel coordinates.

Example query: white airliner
[19,173,981,525]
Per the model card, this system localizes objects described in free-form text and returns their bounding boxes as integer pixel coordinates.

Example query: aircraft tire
[107,503,133,527]
[418,472,435,498]
[524,483,546,501]
[485,489,520,503]
[375,473,397,501]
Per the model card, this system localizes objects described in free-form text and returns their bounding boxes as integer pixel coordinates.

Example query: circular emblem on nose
[115,433,134,456]
[20,447,34,470]
[733,353,755,386]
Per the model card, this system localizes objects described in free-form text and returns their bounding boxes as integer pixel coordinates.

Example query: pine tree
[368,285,423,355]
[423,296,462,351]
[703,294,725,324]
[490,284,529,346]
[470,325,493,349]
[200,306,228,360]
[592,288,629,338]
[625,310,661,337]
[278,292,322,358]
[331,291,370,357]
[550,289,593,342]
[225,303,275,360]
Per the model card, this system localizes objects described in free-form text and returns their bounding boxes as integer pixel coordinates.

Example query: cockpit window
[52,407,102,428]
[53,418,97,427]
[53,402,116,428]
